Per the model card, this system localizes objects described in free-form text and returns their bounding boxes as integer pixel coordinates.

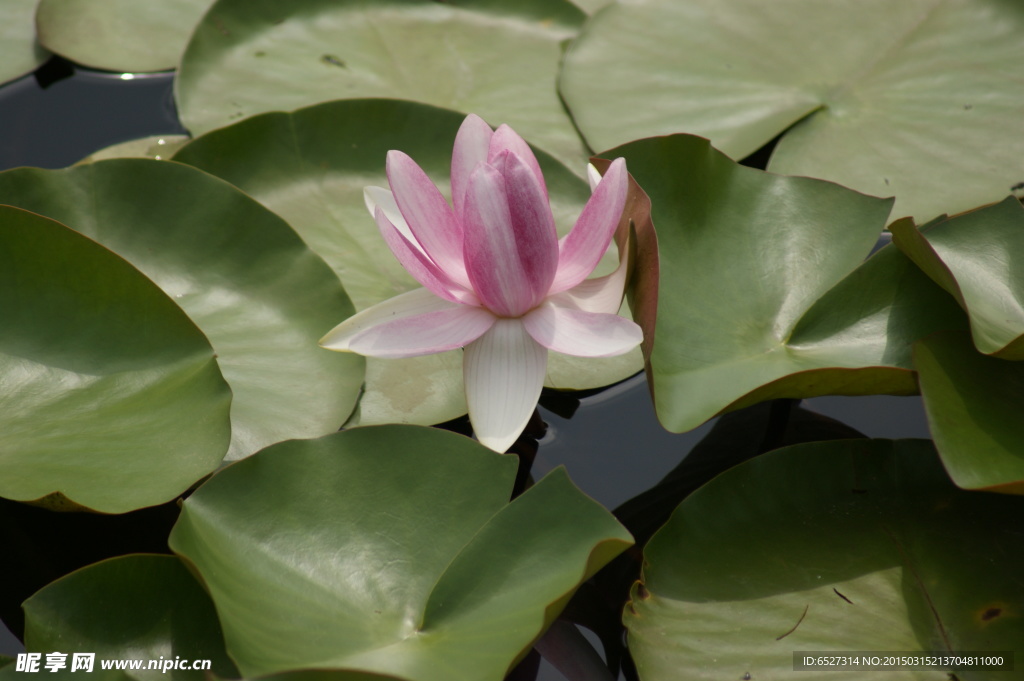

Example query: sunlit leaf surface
[170,426,632,681]
[0,0,50,86]
[610,134,966,433]
[35,0,213,72]
[176,0,589,169]
[75,134,191,164]
[561,0,1024,221]
[892,198,1024,359]
[0,160,362,461]
[0,206,230,512]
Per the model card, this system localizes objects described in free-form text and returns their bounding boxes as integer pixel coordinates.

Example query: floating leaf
[610,134,966,433]
[0,0,51,86]
[22,555,239,680]
[173,99,641,427]
[561,0,1024,221]
[75,134,191,164]
[891,198,1024,359]
[915,331,1024,494]
[0,205,230,512]
[170,426,632,681]
[626,439,1024,680]
[35,0,213,72]
[0,160,362,461]
[176,0,589,169]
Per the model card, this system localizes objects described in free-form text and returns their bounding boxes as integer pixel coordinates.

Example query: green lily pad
[169,426,632,681]
[0,159,363,461]
[173,99,641,427]
[626,439,1024,681]
[35,0,213,72]
[891,198,1024,359]
[0,205,230,513]
[561,0,1024,222]
[915,331,1024,494]
[76,135,191,164]
[21,554,238,680]
[610,134,967,433]
[0,0,51,86]
[175,0,589,169]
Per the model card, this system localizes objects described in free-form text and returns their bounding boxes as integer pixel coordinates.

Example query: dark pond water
[0,58,934,678]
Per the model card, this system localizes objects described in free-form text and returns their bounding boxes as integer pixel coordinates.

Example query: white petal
[464,318,547,452]
[586,163,602,193]
[522,303,642,357]
[364,186,419,249]
[451,113,494,218]
[321,286,493,356]
[548,246,628,315]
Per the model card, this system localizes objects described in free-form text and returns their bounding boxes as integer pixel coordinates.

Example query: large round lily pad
[35,0,213,72]
[169,426,632,681]
[891,198,1024,359]
[21,554,239,680]
[0,205,230,512]
[608,134,967,433]
[561,0,1024,222]
[173,99,641,427]
[626,439,1024,681]
[0,160,363,461]
[175,0,589,169]
[0,0,50,86]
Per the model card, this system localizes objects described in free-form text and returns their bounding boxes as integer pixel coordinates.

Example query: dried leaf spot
[636,583,651,600]
[981,607,1002,621]
[321,55,347,68]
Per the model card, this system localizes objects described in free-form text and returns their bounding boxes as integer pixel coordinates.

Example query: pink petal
[375,206,477,306]
[321,287,495,359]
[522,302,642,357]
[501,151,558,297]
[462,160,548,317]
[387,150,467,284]
[549,158,628,294]
[451,114,493,219]
[488,124,548,202]
[464,318,547,452]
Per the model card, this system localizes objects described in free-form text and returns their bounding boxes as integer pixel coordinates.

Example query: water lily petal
[451,113,493,219]
[464,318,547,452]
[489,124,547,202]
[548,248,628,315]
[320,287,495,359]
[321,287,460,349]
[586,163,602,193]
[462,161,543,316]
[522,302,642,357]
[502,150,559,297]
[375,206,477,305]
[364,186,418,248]
[387,150,467,284]
[550,158,628,294]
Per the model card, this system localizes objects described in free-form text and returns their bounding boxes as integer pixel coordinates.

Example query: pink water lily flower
[320,114,642,452]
